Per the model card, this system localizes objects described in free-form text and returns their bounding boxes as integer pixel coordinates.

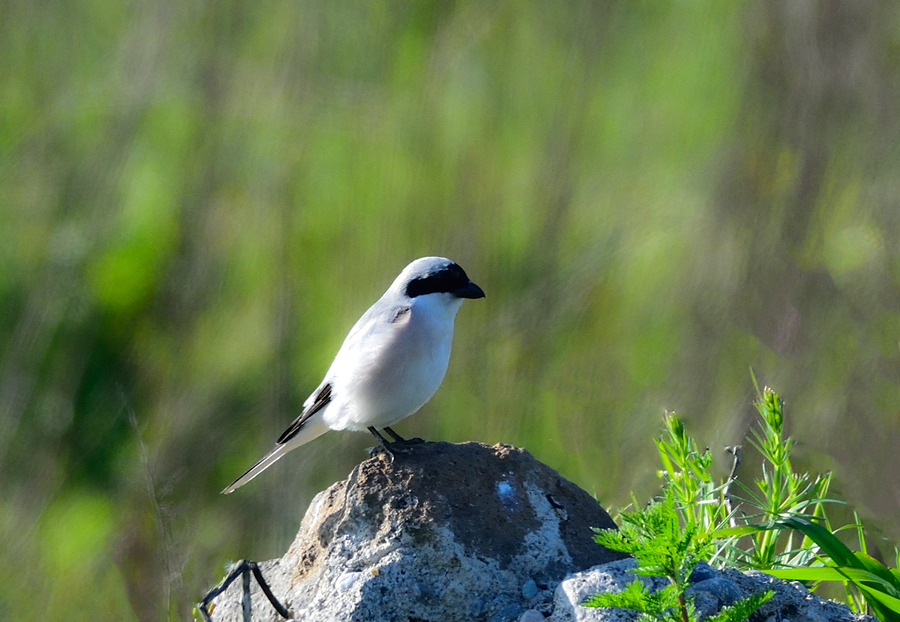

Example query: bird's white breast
[322,293,463,431]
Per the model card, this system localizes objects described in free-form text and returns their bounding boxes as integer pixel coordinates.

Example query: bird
[222,256,484,494]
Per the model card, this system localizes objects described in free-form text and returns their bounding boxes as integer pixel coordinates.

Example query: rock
[688,560,719,583]
[548,559,876,622]
[548,559,668,622]
[520,610,547,622]
[523,579,540,599]
[683,561,745,618]
[720,567,874,622]
[689,590,721,621]
[489,603,524,622]
[687,577,743,607]
[207,441,625,621]
[204,440,876,622]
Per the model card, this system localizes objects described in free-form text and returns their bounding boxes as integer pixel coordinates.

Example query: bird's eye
[405,264,468,298]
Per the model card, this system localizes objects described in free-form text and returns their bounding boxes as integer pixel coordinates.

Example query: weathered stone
[205,440,877,622]
[548,559,876,622]
[208,441,624,621]
[721,567,874,622]
[548,558,668,622]
[520,610,546,622]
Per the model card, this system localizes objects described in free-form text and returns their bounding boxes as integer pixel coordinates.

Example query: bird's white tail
[221,415,330,494]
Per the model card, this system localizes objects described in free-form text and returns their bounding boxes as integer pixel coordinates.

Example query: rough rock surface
[206,442,874,622]
[208,441,626,621]
[549,559,876,622]
[548,559,669,622]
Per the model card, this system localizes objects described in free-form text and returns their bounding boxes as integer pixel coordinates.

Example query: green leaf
[583,579,651,611]
[856,585,900,616]
[753,516,900,622]
[774,516,864,568]
[707,590,774,622]
[766,567,845,581]
[768,567,900,602]
[686,457,713,482]
[715,525,764,539]
[583,580,680,616]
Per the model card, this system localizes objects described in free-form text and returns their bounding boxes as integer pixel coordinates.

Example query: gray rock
[520,610,547,622]
[549,560,876,622]
[688,560,719,583]
[204,440,876,622]
[687,576,743,606]
[207,441,624,621]
[523,579,540,599]
[690,590,721,621]
[548,559,668,622]
[489,603,524,622]
[720,567,873,622]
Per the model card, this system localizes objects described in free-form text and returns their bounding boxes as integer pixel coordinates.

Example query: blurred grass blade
[768,568,900,598]
[747,515,900,622]
[770,515,858,567]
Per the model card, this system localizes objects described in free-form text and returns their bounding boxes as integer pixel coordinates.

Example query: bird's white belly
[323,329,452,431]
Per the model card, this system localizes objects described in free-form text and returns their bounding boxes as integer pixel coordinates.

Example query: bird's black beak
[455,281,485,299]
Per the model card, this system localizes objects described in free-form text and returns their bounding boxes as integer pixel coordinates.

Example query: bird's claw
[368,444,396,463]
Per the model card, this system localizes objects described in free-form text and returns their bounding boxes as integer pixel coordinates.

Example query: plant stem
[677,591,689,622]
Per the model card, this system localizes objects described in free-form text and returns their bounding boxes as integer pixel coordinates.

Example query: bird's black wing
[276,383,333,444]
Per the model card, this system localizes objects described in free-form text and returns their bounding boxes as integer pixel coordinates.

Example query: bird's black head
[405,261,485,299]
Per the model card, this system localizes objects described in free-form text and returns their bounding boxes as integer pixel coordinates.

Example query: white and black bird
[222,256,484,494]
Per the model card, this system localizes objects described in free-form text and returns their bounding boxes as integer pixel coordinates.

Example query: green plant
[655,380,835,569]
[734,379,833,569]
[726,515,900,622]
[656,412,729,537]
[584,486,773,622]
[650,377,900,622]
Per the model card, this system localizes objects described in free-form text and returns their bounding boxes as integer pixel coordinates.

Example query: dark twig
[197,560,290,622]
[241,566,251,621]
[250,563,290,618]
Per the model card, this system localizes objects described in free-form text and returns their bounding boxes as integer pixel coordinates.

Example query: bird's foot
[383,426,425,446]
[367,427,426,463]
[367,444,395,462]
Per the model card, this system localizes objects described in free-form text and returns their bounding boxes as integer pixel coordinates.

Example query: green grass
[588,378,900,622]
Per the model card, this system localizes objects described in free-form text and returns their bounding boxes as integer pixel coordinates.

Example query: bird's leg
[384,426,424,445]
[383,427,406,442]
[367,427,415,459]
[367,427,398,461]
[368,426,393,447]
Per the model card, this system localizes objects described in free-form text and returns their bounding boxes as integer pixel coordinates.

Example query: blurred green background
[2,1,899,620]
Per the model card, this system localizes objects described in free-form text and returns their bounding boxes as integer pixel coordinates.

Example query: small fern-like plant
[584,486,773,622]
[649,376,900,622]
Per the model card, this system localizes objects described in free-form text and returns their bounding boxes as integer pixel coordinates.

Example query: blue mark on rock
[496,480,517,509]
